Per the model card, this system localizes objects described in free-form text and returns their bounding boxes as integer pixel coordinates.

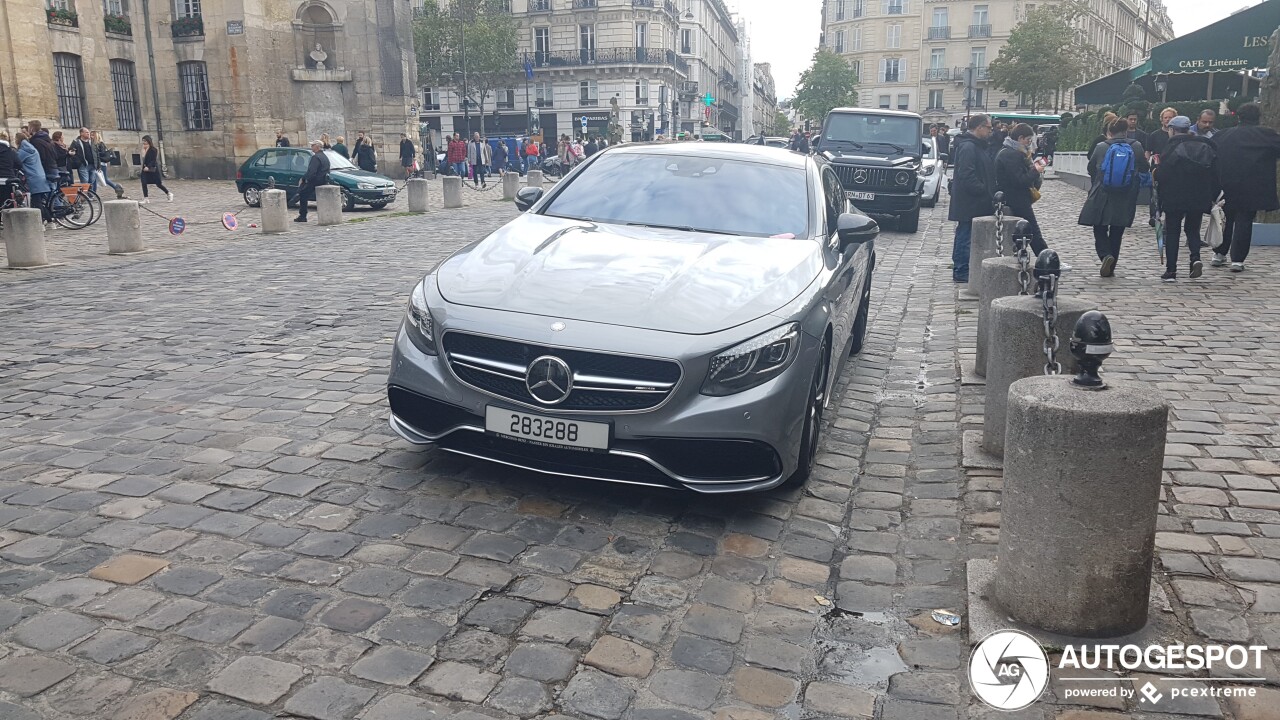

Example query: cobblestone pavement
[0,176,1276,720]
[0,176,515,277]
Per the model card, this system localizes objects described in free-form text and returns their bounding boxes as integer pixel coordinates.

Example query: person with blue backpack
[1078,117,1149,277]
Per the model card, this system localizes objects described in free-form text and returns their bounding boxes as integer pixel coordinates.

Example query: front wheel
[849,273,871,356]
[242,185,262,207]
[898,207,920,233]
[783,335,830,489]
[344,193,357,212]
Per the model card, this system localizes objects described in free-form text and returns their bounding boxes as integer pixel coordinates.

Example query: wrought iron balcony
[719,100,739,120]
[580,97,599,106]
[527,48,687,74]
[535,98,554,108]
[574,0,597,8]
[956,66,990,81]
[632,0,655,6]
[925,68,954,81]
[172,14,204,38]
[529,0,552,11]
[928,26,950,40]
[968,24,991,38]
[104,13,132,35]
[46,7,78,28]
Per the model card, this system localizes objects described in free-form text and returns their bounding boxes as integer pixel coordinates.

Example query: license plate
[846,191,875,201]
[382,188,395,195]
[484,406,610,451]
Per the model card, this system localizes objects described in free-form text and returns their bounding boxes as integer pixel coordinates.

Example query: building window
[535,81,553,107]
[681,28,692,54]
[174,0,200,17]
[109,59,141,131]
[884,0,904,15]
[852,27,862,51]
[887,24,901,49]
[897,93,909,110]
[635,79,649,104]
[534,27,550,64]
[835,0,845,20]
[636,22,647,48]
[579,24,595,62]
[579,79,598,106]
[103,0,126,14]
[497,88,515,109]
[972,4,988,26]
[421,87,439,110]
[49,0,73,10]
[932,7,947,26]
[971,88,985,108]
[880,58,901,83]
[928,89,944,109]
[971,47,986,69]
[178,61,213,130]
[53,53,86,129]
[850,59,860,81]
[834,30,845,54]
[853,0,865,16]
[878,94,890,109]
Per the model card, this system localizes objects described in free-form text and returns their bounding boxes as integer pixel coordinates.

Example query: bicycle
[0,178,30,231]
[47,175,96,229]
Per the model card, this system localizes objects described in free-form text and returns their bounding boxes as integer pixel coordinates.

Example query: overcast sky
[732,0,1264,100]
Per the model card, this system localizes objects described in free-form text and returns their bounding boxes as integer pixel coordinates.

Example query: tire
[898,207,920,233]
[784,335,831,488]
[242,184,262,207]
[344,193,356,212]
[53,192,93,229]
[922,182,940,208]
[369,201,390,210]
[849,272,871,356]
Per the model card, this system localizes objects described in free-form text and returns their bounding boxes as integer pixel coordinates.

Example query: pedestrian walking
[524,137,540,173]
[1210,102,1280,272]
[1192,109,1216,139]
[1041,126,1057,166]
[1144,107,1176,227]
[67,128,100,193]
[467,132,491,187]
[948,113,996,283]
[331,136,349,160]
[447,133,467,177]
[294,139,330,223]
[492,139,508,175]
[989,122,1007,160]
[276,131,291,147]
[139,135,172,204]
[1125,111,1147,147]
[354,131,377,172]
[1089,113,1118,159]
[995,123,1050,255]
[1079,118,1148,277]
[15,131,52,223]
[399,133,416,176]
[91,131,125,198]
[0,132,19,208]
[585,136,600,158]
[936,124,951,162]
[1153,116,1219,282]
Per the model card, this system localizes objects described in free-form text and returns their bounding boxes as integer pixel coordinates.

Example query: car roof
[606,142,810,169]
[826,107,923,120]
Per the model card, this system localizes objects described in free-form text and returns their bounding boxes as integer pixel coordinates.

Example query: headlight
[405,279,437,355]
[357,183,376,190]
[921,164,935,177]
[895,171,911,185]
[702,323,801,396]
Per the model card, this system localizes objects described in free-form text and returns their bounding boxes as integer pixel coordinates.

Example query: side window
[821,167,844,233]
[255,150,280,168]
[291,152,310,173]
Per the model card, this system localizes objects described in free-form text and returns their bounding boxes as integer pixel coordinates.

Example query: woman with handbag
[139,135,172,204]
[995,123,1051,256]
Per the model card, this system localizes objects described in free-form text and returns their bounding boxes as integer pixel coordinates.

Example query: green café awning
[1074,66,1141,105]
[1148,0,1280,75]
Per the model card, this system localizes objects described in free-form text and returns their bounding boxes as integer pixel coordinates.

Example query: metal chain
[993,195,1006,257]
[1039,274,1061,375]
[1016,239,1033,295]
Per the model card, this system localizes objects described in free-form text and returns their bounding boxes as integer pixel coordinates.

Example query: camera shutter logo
[968,630,1050,710]
[1140,682,1163,705]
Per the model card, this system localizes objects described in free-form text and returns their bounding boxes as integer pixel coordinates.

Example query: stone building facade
[820,0,1174,126]
[751,61,777,137]
[1,1,417,180]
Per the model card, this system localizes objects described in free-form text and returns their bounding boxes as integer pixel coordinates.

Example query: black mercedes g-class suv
[816,108,924,232]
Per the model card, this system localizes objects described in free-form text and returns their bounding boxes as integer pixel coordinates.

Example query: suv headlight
[405,279,437,355]
[702,323,800,396]
[920,163,935,177]
[895,170,912,185]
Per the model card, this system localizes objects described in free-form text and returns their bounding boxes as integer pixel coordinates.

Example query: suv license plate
[846,191,875,201]
[484,406,610,451]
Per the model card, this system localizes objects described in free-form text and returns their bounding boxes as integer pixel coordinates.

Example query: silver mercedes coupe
[387,143,877,493]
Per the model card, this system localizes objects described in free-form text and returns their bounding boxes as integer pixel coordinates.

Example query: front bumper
[386,313,817,494]
[848,190,920,216]
[347,187,398,204]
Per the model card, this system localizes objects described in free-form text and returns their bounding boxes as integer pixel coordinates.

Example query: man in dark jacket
[995,123,1048,255]
[276,131,291,147]
[0,133,18,207]
[1210,102,1280,272]
[399,133,416,176]
[948,114,995,283]
[1078,117,1149,277]
[295,140,330,223]
[25,120,58,179]
[68,127,99,190]
[585,136,599,158]
[1153,116,1219,282]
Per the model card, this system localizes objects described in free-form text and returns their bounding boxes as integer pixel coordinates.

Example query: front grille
[442,332,681,412]
[834,165,913,191]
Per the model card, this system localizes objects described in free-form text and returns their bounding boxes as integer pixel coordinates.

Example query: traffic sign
[222,213,238,231]
[581,116,588,128]
[168,217,186,235]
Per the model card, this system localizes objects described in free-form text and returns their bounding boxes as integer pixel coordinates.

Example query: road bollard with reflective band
[995,311,1168,637]
[442,176,463,209]
[503,172,520,201]
[2,208,50,268]
[975,219,1032,376]
[527,170,544,190]
[967,215,1018,296]
[104,200,145,254]
[407,179,429,213]
[260,189,288,234]
[982,253,1090,457]
[316,186,342,226]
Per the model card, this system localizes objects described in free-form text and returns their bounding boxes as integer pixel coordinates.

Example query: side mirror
[836,212,879,248]
[514,186,543,212]
[939,153,948,162]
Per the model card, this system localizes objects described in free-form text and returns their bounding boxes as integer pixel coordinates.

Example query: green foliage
[413,0,520,119]
[792,50,858,125]
[772,110,791,136]
[1055,101,1240,151]
[988,2,1102,114]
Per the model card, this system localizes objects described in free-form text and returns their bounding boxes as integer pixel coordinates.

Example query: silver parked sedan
[387,143,877,493]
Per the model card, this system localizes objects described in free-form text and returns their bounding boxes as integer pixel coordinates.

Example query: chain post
[993,191,1006,257]
[1034,249,1062,375]
[1069,311,1113,388]
[1012,219,1033,295]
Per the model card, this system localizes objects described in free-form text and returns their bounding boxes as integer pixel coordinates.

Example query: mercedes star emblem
[551,321,566,331]
[853,169,869,184]
[526,355,573,405]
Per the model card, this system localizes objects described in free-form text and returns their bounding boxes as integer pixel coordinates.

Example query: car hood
[824,150,919,167]
[436,214,823,335]
[331,168,393,185]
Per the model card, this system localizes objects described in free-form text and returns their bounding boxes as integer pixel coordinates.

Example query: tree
[772,110,792,136]
[988,2,1102,114]
[412,0,520,135]
[792,50,858,126]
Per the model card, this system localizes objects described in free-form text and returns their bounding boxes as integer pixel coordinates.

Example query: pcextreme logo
[968,631,1269,711]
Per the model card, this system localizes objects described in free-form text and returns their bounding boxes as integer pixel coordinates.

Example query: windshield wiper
[626,222,735,236]
[863,141,907,153]
[823,139,865,150]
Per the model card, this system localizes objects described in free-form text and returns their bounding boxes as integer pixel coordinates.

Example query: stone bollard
[966,215,1018,296]
[2,208,49,268]
[442,176,463,209]
[976,225,1035,376]
[316,186,342,226]
[996,312,1168,637]
[104,200,146,254]
[527,170,543,190]
[502,172,520,201]
[407,178,429,213]
[261,189,289,234]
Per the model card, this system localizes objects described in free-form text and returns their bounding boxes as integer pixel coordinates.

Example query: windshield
[824,114,921,152]
[542,153,810,238]
[325,150,356,170]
